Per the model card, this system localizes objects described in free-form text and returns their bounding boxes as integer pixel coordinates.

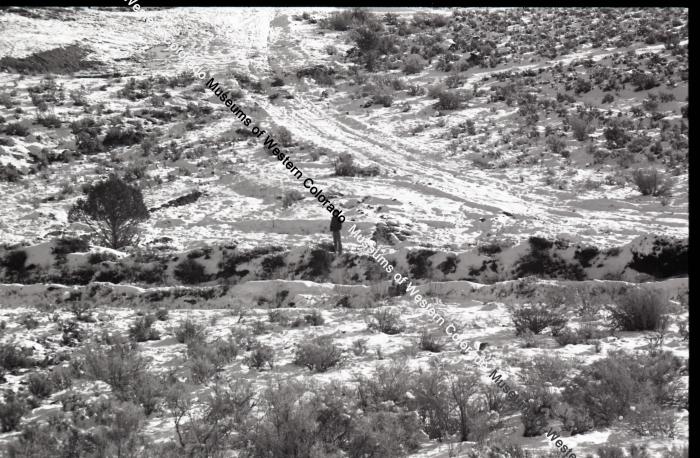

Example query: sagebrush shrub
[367,308,405,335]
[103,126,145,149]
[293,335,343,372]
[436,90,460,110]
[627,399,677,438]
[282,189,303,208]
[27,372,55,399]
[0,393,27,432]
[174,257,208,284]
[128,315,160,342]
[3,122,29,136]
[402,54,426,74]
[511,305,567,336]
[632,169,673,197]
[174,319,204,344]
[348,410,423,457]
[607,287,669,331]
[303,309,325,326]
[0,344,34,372]
[1,250,27,280]
[520,387,555,436]
[418,330,446,353]
[246,343,275,370]
[187,337,239,383]
[561,352,638,428]
[80,342,148,399]
[355,363,412,409]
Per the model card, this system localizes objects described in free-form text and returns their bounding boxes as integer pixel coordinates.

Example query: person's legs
[333,231,342,254]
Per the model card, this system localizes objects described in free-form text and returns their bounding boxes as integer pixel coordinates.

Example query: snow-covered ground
[0,7,689,458]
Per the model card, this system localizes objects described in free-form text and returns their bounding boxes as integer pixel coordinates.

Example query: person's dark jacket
[330,215,343,232]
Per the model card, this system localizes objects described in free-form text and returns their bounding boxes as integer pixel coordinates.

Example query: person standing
[330,214,343,254]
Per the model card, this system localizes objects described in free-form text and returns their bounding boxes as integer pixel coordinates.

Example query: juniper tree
[68,174,149,249]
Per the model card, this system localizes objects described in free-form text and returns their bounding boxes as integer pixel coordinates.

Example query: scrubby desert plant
[402,54,426,74]
[607,287,669,331]
[174,257,208,284]
[246,343,275,370]
[282,189,303,208]
[68,174,149,249]
[0,164,22,182]
[1,249,28,281]
[436,90,461,110]
[367,308,405,335]
[79,342,148,401]
[174,319,204,344]
[303,309,325,326]
[0,344,34,372]
[27,372,55,399]
[186,338,239,383]
[128,315,160,342]
[3,122,29,136]
[293,335,343,372]
[632,168,673,197]
[0,393,27,432]
[418,330,446,352]
[511,305,567,336]
[35,113,62,128]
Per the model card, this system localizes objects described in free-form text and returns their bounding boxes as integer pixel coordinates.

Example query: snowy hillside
[0,7,689,458]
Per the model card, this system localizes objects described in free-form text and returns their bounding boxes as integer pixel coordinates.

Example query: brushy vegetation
[0,44,99,74]
[511,304,567,336]
[607,287,669,331]
[632,168,673,197]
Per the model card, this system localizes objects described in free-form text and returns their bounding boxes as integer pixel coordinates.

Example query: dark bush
[35,113,62,128]
[103,126,144,149]
[0,44,98,74]
[293,335,343,372]
[52,236,90,258]
[0,164,22,182]
[128,315,160,342]
[80,343,150,402]
[187,338,239,383]
[511,305,567,336]
[348,410,423,457]
[562,353,637,428]
[607,287,669,331]
[574,246,599,268]
[174,319,204,344]
[303,310,325,326]
[1,249,28,280]
[630,71,659,91]
[174,257,208,284]
[406,249,436,279]
[246,343,275,370]
[436,90,461,110]
[27,372,55,399]
[628,237,687,279]
[3,122,29,136]
[333,152,380,177]
[418,330,446,352]
[367,308,405,335]
[604,122,631,149]
[520,387,555,436]
[0,344,34,371]
[632,169,673,197]
[0,393,27,432]
[402,54,426,74]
